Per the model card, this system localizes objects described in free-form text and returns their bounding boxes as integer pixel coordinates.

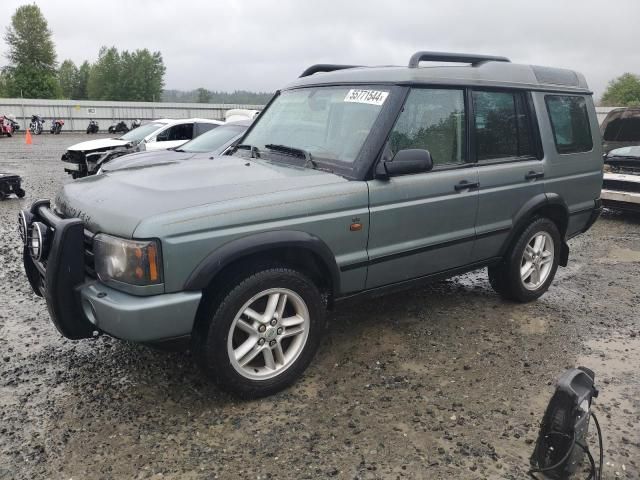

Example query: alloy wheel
[227,288,310,380]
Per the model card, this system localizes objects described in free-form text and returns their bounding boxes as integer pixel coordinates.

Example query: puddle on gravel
[516,314,549,335]
[599,246,640,264]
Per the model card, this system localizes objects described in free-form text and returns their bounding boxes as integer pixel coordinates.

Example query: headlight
[29,222,49,261]
[94,234,163,286]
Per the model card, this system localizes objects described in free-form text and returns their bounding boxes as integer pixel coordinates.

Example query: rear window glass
[545,95,592,154]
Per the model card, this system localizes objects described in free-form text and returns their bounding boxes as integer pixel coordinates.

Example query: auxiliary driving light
[29,221,49,261]
[17,210,33,246]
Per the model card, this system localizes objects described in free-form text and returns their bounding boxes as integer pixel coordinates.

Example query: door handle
[454,180,479,191]
[525,171,544,180]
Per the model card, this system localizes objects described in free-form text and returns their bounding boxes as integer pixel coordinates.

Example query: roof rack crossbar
[299,64,361,78]
[408,51,510,68]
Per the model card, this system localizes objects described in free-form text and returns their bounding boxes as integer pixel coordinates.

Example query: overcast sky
[1,0,639,99]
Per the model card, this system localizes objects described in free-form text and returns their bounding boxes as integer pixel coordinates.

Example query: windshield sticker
[344,89,389,106]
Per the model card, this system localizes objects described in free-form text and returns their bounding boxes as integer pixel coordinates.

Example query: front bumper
[21,201,201,341]
[80,283,201,342]
[602,172,640,211]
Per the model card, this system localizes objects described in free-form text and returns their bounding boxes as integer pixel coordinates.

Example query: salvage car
[601,107,640,153]
[61,118,223,178]
[20,51,603,397]
[602,146,640,212]
[99,120,251,174]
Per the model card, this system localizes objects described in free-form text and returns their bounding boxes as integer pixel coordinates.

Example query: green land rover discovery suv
[20,52,603,397]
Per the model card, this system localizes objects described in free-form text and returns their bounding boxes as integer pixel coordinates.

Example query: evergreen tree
[87,46,121,100]
[3,4,60,98]
[58,59,79,99]
[197,88,211,103]
[74,61,91,99]
[87,46,165,101]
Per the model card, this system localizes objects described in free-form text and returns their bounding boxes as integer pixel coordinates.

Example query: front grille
[84,230,96,278]
[603,179,640,194]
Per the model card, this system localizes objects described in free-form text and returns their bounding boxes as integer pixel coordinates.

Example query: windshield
[119,122,166,142]
[609,145,640,158]
[181,124,247,153]
[239,86,389,165]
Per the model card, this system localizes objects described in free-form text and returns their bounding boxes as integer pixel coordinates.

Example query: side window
[545,95,592,153]
[157,123,194,142]
[388,88,465,166]
[472,90,534,161]
[195,122,218,136]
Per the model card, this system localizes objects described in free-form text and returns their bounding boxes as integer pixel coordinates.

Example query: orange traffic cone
[25,129,32,145]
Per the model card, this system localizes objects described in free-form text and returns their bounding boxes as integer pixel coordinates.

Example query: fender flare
[183,230,341,293]
[499,193,570,263]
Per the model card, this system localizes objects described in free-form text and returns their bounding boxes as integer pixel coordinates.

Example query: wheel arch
[500,193,570,266]
[183,230,341,299]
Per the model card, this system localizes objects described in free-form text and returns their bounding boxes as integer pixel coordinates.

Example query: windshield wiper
[235,144,260,158]
[173,148,185,152]
[264,144,317,169]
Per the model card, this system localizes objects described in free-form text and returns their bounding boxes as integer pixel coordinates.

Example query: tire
[192,265,326,398]
[16,188,25,198]
[488,217,561,303]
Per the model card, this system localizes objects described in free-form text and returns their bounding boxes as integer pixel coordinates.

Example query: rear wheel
[488,217,561,302]
[192,266,326,398]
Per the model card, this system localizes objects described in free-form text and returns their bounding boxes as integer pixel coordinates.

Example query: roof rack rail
[299,64,361,78]
[408,51,510,68]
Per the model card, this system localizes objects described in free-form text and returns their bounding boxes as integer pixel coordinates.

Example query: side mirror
[376,149,433,178]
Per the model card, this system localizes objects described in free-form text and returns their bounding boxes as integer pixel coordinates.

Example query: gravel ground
[0,133,639,480]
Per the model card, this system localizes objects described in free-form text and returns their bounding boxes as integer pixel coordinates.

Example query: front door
[366,88,479,289]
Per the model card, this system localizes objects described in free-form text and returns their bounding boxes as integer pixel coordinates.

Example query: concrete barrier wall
[0,98,265,131]
[0,98,621,131]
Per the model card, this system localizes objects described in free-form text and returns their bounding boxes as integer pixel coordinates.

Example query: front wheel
[192,266,326,398]
[488,217,561,303]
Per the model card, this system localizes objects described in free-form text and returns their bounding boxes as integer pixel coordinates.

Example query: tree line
[0,5,166,102]
[162,88,273,104]
[0,4,271,105]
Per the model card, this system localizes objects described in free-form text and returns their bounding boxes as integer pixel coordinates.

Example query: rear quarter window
[545,95,593,154]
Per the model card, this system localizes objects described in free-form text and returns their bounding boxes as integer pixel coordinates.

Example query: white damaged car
[61,118,222,178]
[602,145,640,212]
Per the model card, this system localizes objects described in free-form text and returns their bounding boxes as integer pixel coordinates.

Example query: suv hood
[67,137,130,152]
[55,156,347,237]
[100,149,198,173]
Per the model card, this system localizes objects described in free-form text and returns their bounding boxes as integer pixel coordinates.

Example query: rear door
[366,87,479,289]
[536,94,603,236]
[471,90,545,261]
